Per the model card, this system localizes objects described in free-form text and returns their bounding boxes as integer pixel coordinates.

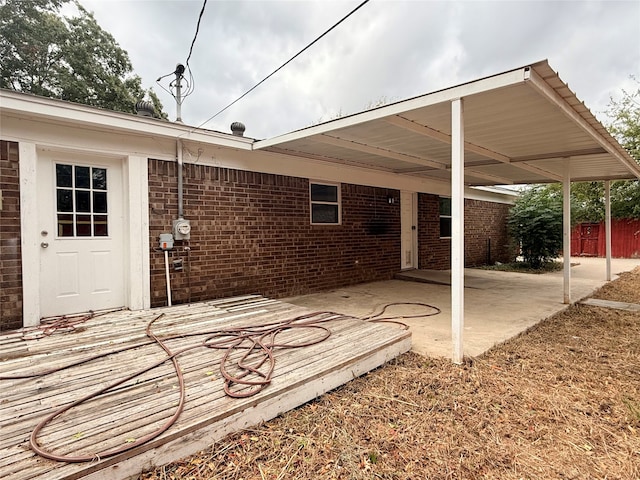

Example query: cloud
[79,0,640,138]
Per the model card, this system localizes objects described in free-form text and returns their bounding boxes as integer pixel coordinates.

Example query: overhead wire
[155,0,207,105]
[155,68,176,97]
[183,0,208,99]
[185,0,208,69]
[191,0,371,131]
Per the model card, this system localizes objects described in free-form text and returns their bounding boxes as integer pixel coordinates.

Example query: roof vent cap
[135,100,155,117]
[230,121,246,136]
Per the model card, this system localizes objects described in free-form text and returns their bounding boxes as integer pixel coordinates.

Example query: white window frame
[439,196,452,239]
[310,181,341,225]
[54,162,110,239]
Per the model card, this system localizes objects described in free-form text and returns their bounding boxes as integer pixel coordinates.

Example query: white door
[400,191,417,270]
[38,153,125,317]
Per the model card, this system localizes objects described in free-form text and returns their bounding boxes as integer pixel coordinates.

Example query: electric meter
[173,218,191,240]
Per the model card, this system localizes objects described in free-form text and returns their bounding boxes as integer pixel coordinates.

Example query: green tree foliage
[146,88,167,120]
[570,180,640,221]
[513,79,640,236]
[567,80,640,222]
[571,181,605,223]
[610,180,640,219]
[606,77,640,162]
[0,0,166,118]
[602,78,640,220]
[507,185,565,268]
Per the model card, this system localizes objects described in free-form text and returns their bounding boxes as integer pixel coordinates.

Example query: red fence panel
[571,219,640,258]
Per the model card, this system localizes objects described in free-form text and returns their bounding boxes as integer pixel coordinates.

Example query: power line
[155,0,207,113]
[183,0,208,99]
[194,0,371,131]
[186,0,208,69]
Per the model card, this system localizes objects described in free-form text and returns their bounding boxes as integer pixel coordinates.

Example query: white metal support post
[563,163,571,304]
[604,180,612,281]
[451,98,465,364]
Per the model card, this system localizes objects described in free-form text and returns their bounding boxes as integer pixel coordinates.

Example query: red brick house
[2,61,638,365]
[0,126,514,331]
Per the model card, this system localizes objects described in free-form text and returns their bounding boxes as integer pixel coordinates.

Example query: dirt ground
[141,268,640,480]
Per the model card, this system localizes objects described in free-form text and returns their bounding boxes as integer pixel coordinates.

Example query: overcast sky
[77,0,640,139]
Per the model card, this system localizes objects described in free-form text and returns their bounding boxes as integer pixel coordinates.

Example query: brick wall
[1,140,23,331]
[148,160,401,307]
[418,193,514,270]
[464,198,513,267]
[0,150,514,330]
[418,193,450,269]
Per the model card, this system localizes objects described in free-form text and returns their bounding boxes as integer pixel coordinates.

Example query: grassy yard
[141,268,640,480]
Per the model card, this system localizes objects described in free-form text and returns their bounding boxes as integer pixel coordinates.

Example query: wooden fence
[571,219,640,258]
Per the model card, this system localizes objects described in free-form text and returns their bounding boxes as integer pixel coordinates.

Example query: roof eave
[254,65,531,150]
[525,65,640,180]
[0,89,254,150]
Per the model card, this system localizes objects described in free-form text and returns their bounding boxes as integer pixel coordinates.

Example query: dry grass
[141,268,640,480]
[592,267,640,304]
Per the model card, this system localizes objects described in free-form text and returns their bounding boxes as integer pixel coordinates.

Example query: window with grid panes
[439,197,451,238]
[55,164,108,237]
[310,182,341,225]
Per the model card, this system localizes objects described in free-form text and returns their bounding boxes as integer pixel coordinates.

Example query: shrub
[508,186,564,269]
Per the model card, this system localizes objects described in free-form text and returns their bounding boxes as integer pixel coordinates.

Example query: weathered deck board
[0,296,411,480]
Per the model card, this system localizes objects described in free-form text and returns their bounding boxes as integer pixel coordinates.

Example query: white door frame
[37,152,125,316]
[20,143,150,326]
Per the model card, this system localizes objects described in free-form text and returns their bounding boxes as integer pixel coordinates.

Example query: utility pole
[174,63,185,123]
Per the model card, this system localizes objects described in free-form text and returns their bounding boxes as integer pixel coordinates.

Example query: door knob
[41,242,49,248]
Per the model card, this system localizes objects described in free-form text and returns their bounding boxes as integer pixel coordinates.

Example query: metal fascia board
[254,67,529,150]
[525,69,640,179]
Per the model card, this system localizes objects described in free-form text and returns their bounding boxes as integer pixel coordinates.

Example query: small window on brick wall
[439,197,452,238]
[310,182,341,225]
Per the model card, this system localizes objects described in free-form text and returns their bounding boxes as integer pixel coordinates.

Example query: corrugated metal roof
[255,60,640,186]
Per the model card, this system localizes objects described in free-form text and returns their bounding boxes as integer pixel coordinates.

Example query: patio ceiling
[255,60,640,187]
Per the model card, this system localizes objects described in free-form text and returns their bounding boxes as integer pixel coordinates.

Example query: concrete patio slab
[285,257,640,359]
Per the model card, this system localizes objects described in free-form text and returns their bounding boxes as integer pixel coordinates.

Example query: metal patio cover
[255,60,640,186]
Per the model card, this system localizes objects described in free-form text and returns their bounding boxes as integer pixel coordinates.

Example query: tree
[520,82,640,227]
[570,181,605,223]
[570,180,640,222]
[311,96,393,126]
[610,180,640,219]
[507,185,565,268]
[0,0,166,118]
[603,78,640,220]
[606,76,640,162]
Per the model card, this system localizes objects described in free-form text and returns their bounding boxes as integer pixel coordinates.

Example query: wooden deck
[0,295,411,480]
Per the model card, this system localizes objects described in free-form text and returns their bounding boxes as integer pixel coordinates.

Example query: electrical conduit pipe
[165,250,172,306]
